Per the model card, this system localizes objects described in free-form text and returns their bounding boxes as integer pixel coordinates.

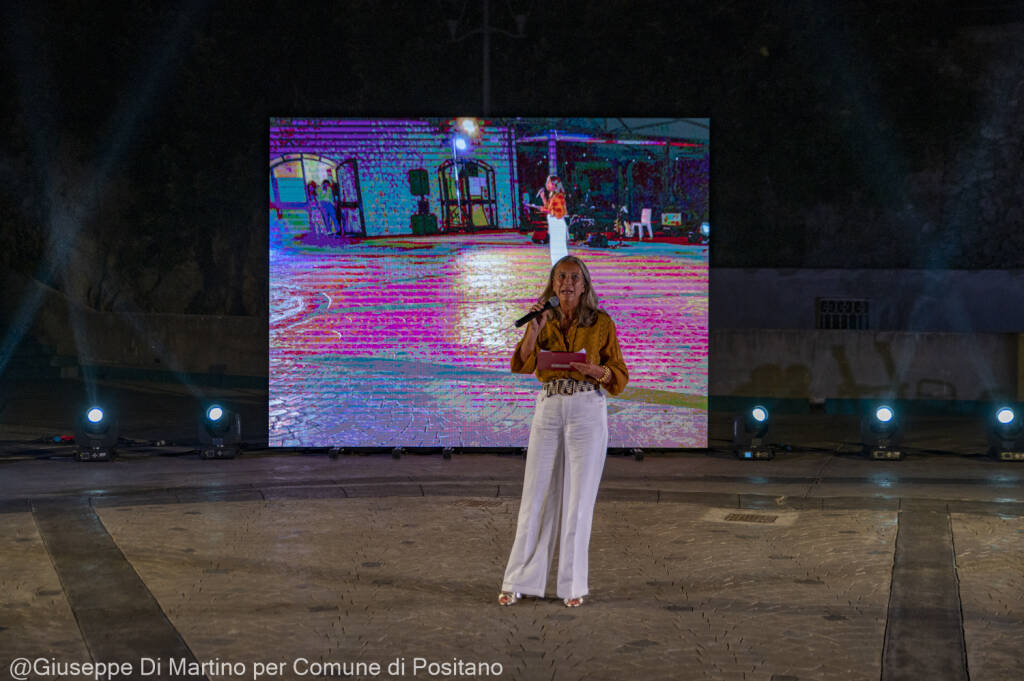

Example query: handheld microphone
[515,296,559,328]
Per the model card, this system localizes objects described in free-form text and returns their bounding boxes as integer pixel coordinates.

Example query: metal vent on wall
[724,513,778,524]
[815,298,870,330]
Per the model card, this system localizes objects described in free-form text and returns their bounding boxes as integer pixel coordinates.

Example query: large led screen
[269,118,709,448]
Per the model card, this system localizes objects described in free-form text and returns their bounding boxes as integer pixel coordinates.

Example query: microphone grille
[548,295,560,307]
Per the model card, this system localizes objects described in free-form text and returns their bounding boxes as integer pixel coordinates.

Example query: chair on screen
[630,208,653,240]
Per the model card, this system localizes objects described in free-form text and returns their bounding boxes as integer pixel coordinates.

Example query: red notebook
[538,351,587,371]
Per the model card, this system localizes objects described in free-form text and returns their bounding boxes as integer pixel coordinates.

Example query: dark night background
[1,0,1023,321]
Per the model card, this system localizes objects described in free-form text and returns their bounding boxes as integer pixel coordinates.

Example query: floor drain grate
[724,513,778,524]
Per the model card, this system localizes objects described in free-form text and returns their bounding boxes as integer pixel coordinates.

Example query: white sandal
[563,596,583,607]
[498,591,521,606]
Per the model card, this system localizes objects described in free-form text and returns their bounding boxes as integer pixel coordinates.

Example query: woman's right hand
[519,301,549,364]
[529,301,552,335]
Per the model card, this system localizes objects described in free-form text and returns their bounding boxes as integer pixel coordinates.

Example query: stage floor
[269,230,708,448]
[1,449,1020,681]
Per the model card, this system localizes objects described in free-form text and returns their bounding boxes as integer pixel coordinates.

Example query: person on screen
[330,178,347,234]
[499,255,628,608]
[319,179,341,235]
[306,181,326,235]
[613,205,629,240]
[537,175,569,265]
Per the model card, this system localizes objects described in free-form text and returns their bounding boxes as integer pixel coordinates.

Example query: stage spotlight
[74,405,119,461]
[861,403,904,460]
[989,405,1024,461]
[198,403,241,459]
[732,405,773,460]
[453,135,468,151]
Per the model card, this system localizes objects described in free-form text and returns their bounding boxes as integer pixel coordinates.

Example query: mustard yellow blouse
[512,310,629,396]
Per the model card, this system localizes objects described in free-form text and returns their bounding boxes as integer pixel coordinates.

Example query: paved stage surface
[1,379,1023,680]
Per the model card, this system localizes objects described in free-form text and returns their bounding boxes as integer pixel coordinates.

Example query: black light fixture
[74,405,119,461]
[988,405,1024,461]
[861,404,904,460]
[198,404,241,459]
[733,405,773,460]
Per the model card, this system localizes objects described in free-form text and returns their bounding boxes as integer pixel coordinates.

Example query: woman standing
[500,255,628,607]
[538,175,569,265]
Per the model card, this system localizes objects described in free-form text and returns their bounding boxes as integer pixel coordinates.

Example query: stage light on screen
[700,222,710,236]
[207,405,225,422]
[268,117,709,448]
[996,407,1015,425]
[875,406,894,423]
[751,406,768,423]
[87,407,105,424]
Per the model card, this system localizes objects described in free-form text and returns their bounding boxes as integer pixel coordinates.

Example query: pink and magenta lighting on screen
[269,118,709,448]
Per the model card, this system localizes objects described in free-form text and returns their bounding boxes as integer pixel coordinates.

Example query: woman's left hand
[569,361,604,381]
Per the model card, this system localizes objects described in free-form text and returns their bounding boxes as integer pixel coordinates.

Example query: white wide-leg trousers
[547,216,569,265]
[502,389,608,600]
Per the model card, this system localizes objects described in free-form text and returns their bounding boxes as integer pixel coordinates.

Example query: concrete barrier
[4,273,266,383]
[711,269,1024,333]
[710,328,1019,405]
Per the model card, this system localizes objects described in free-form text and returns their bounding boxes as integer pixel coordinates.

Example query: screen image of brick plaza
[269,118,709,448]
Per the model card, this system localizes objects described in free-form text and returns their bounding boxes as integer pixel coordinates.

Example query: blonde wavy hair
[539,255,601,327]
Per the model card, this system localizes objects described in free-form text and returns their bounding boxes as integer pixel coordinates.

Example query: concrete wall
[711,269,1024,332]
[50,310,266,378]
[711,328,1020,403]
[4,273,265,380]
